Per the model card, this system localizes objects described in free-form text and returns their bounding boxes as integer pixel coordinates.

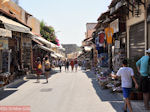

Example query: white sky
[19,0,112,46]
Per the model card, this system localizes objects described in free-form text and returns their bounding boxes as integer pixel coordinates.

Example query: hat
[146,48,150,53]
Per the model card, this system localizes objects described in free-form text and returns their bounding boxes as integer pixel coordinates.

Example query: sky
[19,0,112,46]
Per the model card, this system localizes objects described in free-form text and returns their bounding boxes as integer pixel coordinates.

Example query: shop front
[0,28,12,86]
[109,18,126,72]
[0,15,31,76]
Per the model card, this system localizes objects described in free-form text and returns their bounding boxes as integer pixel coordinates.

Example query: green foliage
[40,21,57,44]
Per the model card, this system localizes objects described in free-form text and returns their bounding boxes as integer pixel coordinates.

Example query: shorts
[139,76,150,93]
[45,69,50,72]
[75,64,78,68]
[122,88,131,98]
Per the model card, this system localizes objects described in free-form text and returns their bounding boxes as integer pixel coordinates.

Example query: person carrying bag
[44,57,50,83]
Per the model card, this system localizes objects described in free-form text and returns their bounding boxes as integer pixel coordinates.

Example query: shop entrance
[129,22,145,59]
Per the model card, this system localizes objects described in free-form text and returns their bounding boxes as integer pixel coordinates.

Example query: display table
[0,72,11,86]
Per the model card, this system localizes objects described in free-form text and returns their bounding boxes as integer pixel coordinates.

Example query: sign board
[0,28,12,37]
[115,40,120,48]
[110,19,119,33]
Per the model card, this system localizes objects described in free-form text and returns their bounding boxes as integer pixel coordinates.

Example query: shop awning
[0,15,30,33]
[32,35,58,48]
[32,37,43,46]
[37,45,55,53]
[55,53,64,58]
[0,28,12,37]
[51,53,58,58]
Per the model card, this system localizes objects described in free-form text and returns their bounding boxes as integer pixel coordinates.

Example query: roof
[86,23,97,31]
[97,10,110,21]
[109,0,120,8]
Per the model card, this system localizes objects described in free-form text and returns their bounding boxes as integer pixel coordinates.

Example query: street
[0,68,146,112]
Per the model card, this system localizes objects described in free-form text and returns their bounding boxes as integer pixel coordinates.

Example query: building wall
[126,3,145,58]
[0,0,40,35]
[86,29,95,38]
[0,0,22,20]
[27,16,40,35]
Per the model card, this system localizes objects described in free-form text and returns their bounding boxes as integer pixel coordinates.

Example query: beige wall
[27,16,40,35]
[86,29,95,38]
[126,3,145,58]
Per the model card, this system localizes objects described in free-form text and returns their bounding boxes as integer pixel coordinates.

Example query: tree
[40,21,57,45]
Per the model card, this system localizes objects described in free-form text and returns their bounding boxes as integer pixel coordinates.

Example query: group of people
[112,48,150,112]
[36,55,51,83]
[57,59,79,72]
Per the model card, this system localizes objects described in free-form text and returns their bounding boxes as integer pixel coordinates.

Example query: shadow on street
[0,90,17,101]
[0,79,28,101]
[27,69,59,80]
[7,80,27,88]
[85,70,124,112]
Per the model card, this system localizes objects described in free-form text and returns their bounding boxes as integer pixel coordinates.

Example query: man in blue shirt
[136,48,150,110]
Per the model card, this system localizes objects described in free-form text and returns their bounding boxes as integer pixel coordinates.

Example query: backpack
[45,60,50,70]
[38,63,42,70]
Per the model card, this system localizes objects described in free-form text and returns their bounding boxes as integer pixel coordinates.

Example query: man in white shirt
[112,59,138,112]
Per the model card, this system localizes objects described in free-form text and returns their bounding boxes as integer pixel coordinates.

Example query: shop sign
[0,28,12,37]
[115,40,120,48]
[0,38,8,50]
[110,19,119,33]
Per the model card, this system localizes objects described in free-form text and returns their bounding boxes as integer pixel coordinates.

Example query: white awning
[55,53,64,58]
[32,35,58,48]
[0,15,30,33]
[38,45,55,53]
[51,53,58,58]
[0,28,12,37]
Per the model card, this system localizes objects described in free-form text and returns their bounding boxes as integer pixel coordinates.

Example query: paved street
[0,68,148,112]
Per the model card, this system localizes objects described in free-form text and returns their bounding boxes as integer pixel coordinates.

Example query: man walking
[136,48,150,110]
[112,59,138,112]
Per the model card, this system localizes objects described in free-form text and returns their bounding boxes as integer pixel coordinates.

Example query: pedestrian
[70,59,74,72]
[58,59,62,72]
[112,59,138,112]
[42,57,45,75]
[65,59,70,72]
[44,56,50,83]
[36,57,42,83]
[74,59,78,72]
[136,48,150,110]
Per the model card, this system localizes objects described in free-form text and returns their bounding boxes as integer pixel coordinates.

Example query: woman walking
[44,56,50,83]
[70,60,74,72]
[65,59,70,72]
[74,59,78,72]
[36,57,42,83]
